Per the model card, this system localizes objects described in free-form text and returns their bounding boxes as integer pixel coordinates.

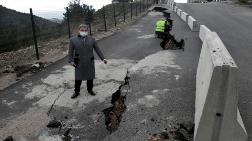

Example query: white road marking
[174,75,180,80]
[148,11,164,16]
[128,28,142,32]
[2,100,17,106]
[137,95,160,107]
[137,34,155,39]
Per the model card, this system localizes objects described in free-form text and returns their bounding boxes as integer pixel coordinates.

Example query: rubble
[148,122,194,141]
[47,119,62,128]
[2,65,15,73]
[179,122,194,135]
[62,128,72,141]
[3,136,14,141]
[14,62,47,77]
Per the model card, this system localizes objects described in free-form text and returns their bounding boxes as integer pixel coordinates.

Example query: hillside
[0,5,64,53]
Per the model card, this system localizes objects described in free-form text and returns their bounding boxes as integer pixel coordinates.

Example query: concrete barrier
[168,0,172,7]
[199,25,211,42]
[187,16,199,32]
[172,2,176,10]
[195,31,248,141]
[181,11,189,23]
[176,9,182,17]
[174,6,178,12]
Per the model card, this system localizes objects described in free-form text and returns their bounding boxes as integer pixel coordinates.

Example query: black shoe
[88,90,96,96]
[71,92,80,99]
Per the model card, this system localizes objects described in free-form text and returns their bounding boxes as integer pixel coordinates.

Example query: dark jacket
[68,35,105,80]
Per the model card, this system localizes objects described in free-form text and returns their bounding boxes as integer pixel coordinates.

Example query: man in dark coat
[68,24,107,99]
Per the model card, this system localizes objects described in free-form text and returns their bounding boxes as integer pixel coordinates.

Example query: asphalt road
[177,2,252,140]
[0,7,202,140]
[102,7,202,140]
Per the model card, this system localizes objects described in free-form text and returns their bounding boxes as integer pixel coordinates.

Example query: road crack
[103,70,130,133]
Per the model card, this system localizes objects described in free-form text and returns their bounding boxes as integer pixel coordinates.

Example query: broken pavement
[0,8,201,141]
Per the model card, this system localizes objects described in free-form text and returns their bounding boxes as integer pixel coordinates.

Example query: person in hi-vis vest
[155,18,171,38]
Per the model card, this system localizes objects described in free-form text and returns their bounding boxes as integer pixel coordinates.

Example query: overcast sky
[0,0,113,19]
[0,0,186,19]
[0,0,112,12]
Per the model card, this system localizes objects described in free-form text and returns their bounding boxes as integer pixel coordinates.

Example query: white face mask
[79,31,88,36]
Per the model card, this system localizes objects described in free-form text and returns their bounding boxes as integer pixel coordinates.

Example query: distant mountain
[0,5,65,53]
[49,18,63,23]
[112,0,133,2]
[33,10,64,20]
[0,5,58,27]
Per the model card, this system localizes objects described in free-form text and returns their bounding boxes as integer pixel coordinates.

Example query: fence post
[113,3,117,27]
[29,8,39,60]
[89,24,92,35]
[140,0,142,13]
[140,0,144,12]
[143,0,145,12]
[130,2,132,20]
[143,0,145,11]
[66,7,71,38]
[136,2,138,16]
[123,1,126,22]
[103,6,107,32]
[146,0,148,8]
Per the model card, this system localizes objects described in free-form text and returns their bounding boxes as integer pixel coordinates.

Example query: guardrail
[174,6,178,12]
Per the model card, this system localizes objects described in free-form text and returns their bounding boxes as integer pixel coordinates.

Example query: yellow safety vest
[155,20,169,32]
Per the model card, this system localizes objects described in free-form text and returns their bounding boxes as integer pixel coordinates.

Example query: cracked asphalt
[0,7,202,141]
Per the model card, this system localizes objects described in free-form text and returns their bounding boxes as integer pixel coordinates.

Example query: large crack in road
[44,70,132,140]
[103,71,130,133]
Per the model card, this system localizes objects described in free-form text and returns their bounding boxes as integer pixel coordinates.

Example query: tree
[63,0,95,24]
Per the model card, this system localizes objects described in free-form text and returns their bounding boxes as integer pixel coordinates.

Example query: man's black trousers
[74,80,93,93]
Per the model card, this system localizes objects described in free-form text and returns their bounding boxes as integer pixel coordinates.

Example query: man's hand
[103,59,108,64]
[70,62,77,67]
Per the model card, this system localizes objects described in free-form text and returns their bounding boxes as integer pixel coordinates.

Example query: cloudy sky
[0,0,112,19]
[0,0,112,12]
[0,0,186,19]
